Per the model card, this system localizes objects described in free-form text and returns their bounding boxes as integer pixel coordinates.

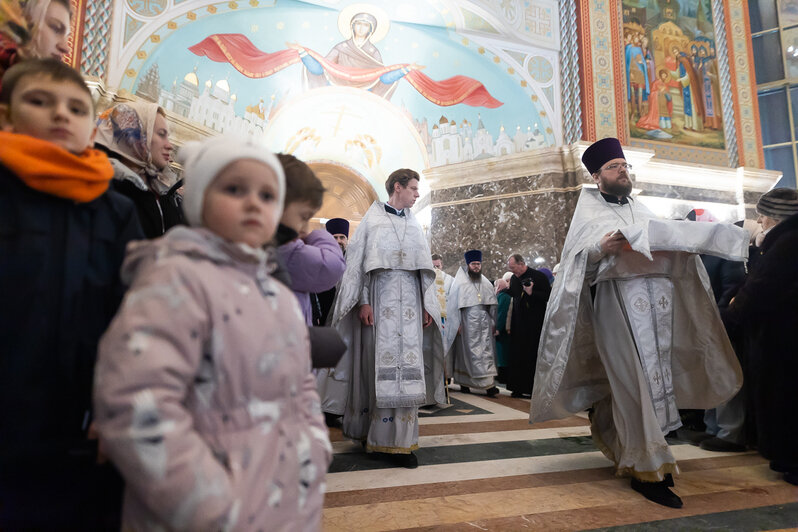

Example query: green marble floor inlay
[588,501,798,531]
[330,435,618,473]
[418,395,492,417]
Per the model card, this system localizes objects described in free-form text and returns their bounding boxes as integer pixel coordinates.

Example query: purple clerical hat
[464,249,482,264]
[581,137,626,175]
[325,218,350,237]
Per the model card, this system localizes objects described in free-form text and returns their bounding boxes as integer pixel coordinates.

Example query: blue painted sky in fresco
[299,0,448,27]
[136,0,548,141]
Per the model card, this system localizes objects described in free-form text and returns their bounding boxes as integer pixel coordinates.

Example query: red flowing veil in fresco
[189,34,503,109]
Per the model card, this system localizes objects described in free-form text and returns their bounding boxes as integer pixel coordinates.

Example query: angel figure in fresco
[189,7,502,109]
[284,126,321,156]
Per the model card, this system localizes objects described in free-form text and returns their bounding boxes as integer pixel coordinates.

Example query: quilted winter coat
[94,227,332,531]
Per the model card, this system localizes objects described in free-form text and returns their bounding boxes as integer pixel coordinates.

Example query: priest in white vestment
[329,169,445,468]
[530,138,747,507]
[443,249,499,396]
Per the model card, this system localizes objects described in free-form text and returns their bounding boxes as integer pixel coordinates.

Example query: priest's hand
[358,304,374,326]
[423,310,433,328]
[600,230,628,255]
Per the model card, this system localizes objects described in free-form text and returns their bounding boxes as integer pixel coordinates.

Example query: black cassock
[507,267,551,396]
[312,286,336,326]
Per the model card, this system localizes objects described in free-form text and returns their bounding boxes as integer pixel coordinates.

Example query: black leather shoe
[486,386,499,397]
[771,461,790,473]
[700,437,746,452]
[678,429,714,445]
[510,391,523,398]
[460,385,471,393]
[392,452,418,469]
[631,478,683,508]
[324,413,342,429]
[664,473,674,487]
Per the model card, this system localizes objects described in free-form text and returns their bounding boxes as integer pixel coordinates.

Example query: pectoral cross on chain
[396,250,406,265]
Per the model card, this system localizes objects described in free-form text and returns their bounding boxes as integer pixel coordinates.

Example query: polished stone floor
[323,388,798,531]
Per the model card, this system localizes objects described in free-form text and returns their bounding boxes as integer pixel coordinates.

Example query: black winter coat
[507,267,552,395]
[0,166,144,472]
[724,212,798,464]
[111,177,184,239]
[700,254,746,308]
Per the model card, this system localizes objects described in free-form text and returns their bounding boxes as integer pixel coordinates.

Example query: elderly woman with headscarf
[95,101,183,238]
[723,188,798,486]
[0,0,71,80]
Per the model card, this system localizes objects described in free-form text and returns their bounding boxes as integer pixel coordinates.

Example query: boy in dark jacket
[0,58,142,528]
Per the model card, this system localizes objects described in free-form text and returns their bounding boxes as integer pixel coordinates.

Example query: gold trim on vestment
[366,443,419,454]
[590,419,680,482]
[616,462,680,482]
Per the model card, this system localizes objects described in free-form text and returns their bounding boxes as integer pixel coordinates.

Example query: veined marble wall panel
[430,176,582,277]
[426,146,587,276]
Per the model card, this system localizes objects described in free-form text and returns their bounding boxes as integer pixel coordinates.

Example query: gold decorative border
[66,0,86,69]
[577,0,628,142]
[723,0,764,167]
[591,0,622,141]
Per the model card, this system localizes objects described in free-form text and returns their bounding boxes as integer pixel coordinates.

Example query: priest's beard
[599,175,633,197]
[467,269,481,280]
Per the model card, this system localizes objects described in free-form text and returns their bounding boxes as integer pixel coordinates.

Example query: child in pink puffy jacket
[94,136,332,531]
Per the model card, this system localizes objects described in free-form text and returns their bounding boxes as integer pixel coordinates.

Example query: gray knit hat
[756,188,798,220]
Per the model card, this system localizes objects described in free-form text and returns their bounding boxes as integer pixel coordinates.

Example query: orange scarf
[0,132,113,202]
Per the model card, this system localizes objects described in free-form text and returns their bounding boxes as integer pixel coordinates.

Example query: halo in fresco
[337,3,391,43]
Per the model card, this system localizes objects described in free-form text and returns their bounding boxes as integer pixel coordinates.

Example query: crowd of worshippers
[1,7,798,528]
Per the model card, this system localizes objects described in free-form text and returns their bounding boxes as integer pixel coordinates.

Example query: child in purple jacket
[275,154,345,325]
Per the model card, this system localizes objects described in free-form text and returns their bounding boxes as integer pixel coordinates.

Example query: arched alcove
[307,161,379,236]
